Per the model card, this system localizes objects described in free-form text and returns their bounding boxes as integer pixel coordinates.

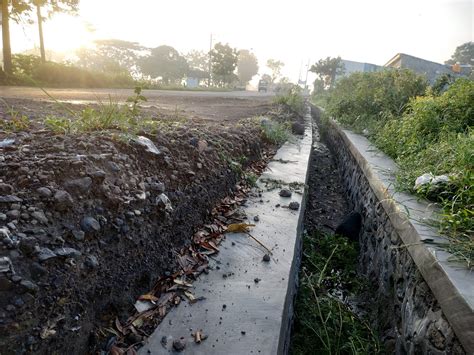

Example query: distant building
[336,59,383,81]
[384,53,468,83]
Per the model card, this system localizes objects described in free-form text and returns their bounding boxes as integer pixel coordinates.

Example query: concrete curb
[327,120,474,353]
[139,107,313,355]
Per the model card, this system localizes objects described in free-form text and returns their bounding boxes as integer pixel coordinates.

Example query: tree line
[1,1,287,88]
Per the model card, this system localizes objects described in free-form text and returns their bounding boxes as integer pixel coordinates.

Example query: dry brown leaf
[184,291,196,302]
[226,223,255,233]
[138,294,159,302]
[173,279,192,287]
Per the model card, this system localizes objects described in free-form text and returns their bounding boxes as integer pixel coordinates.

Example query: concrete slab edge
[326,119,474,353]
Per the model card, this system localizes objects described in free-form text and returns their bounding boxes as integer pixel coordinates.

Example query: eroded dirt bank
[0,98,293,354]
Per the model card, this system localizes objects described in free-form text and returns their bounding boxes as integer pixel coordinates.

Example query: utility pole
[208,33,212,87]
[1,0,13,74]
[36,2,46,63]
[304,58,310,92]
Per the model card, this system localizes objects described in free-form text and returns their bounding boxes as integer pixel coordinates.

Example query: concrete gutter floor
[139,109,312,354]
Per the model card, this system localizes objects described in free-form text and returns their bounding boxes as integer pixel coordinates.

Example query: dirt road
[0,86,274,121]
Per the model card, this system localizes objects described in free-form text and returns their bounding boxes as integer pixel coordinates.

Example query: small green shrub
[326,69,427,133]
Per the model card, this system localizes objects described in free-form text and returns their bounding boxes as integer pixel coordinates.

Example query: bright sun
[43,14,95,52]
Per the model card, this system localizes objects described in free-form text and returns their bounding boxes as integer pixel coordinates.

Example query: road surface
[0,86,275,121]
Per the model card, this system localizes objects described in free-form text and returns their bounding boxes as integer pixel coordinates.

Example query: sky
[6,0,474,82]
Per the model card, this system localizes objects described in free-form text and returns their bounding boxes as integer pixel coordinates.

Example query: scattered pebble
[288,201,300,210]
[262,254,271,262]
[279,189,292,197]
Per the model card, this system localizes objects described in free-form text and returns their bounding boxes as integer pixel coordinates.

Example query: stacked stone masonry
[322,119,466,354]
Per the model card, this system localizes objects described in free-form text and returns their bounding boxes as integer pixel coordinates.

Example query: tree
[210,42,238,87]
[185,50,209,80]
[1,0,13,74]
[266,59,284,83]
[33,0,79,63]
[310,56,344,89]
[1,0,31,74]
[138,45,188,84]
[77,39,143,76]
[237,49,258,85]
[445,42,474,65]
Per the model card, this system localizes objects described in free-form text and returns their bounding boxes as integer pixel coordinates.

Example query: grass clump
[0,105,31,132]
[260,118,291,145]
[44,87,147,134]
[291,232,381,355]
[274,85,305,116]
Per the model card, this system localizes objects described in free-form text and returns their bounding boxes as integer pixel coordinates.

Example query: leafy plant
[0,102,31,132]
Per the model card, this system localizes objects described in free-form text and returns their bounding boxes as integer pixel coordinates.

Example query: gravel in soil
[0,98,297,354]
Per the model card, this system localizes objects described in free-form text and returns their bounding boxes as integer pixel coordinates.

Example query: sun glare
[43,14,95,52]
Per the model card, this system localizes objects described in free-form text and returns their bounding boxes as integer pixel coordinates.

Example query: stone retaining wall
[316,107,473,354]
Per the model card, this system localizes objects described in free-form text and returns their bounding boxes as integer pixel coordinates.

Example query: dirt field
[0,95,294,354]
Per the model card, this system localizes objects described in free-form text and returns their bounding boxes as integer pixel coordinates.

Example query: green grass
[291,232,381,355]
[320,74,473,268]
[260,119,291,145]
[274,85,305,116]
[43,87,148,135]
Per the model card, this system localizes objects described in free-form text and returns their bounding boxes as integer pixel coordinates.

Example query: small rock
[72,230,85,241]
[31,211,48,224]
[80,217,101,233]
[6,210,20,220]
[148,182,165,193]
[279,189,292,198]
[29,262,47,280]
[36,187,52,198]
[0,227,11,240]
[0,183,13,194]
[0,138,15,148]
[64,177,93,194]
[19,280,39,293]
[89,170,106,183]
[0,195,22,203]
[53,190,74,211]
[133,136,161,156]
[288,201,300,210]
[156,194,173,212]
[19,237,37,256]
[262,254,271,262]
[172,338,186,352]
[291,122,305,135]
[0,213,6,221]
[84,255,99,269]
[0,257,14,273]
[37,248,57,262]
[253,215,259,222]
[54,247,81,258]
[197,140,208,153]
[254,278,261,283]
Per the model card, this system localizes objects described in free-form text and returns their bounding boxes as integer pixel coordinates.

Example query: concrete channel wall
[316,107,474,354]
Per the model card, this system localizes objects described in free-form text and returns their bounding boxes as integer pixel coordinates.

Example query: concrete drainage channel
[139,107,312,354]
